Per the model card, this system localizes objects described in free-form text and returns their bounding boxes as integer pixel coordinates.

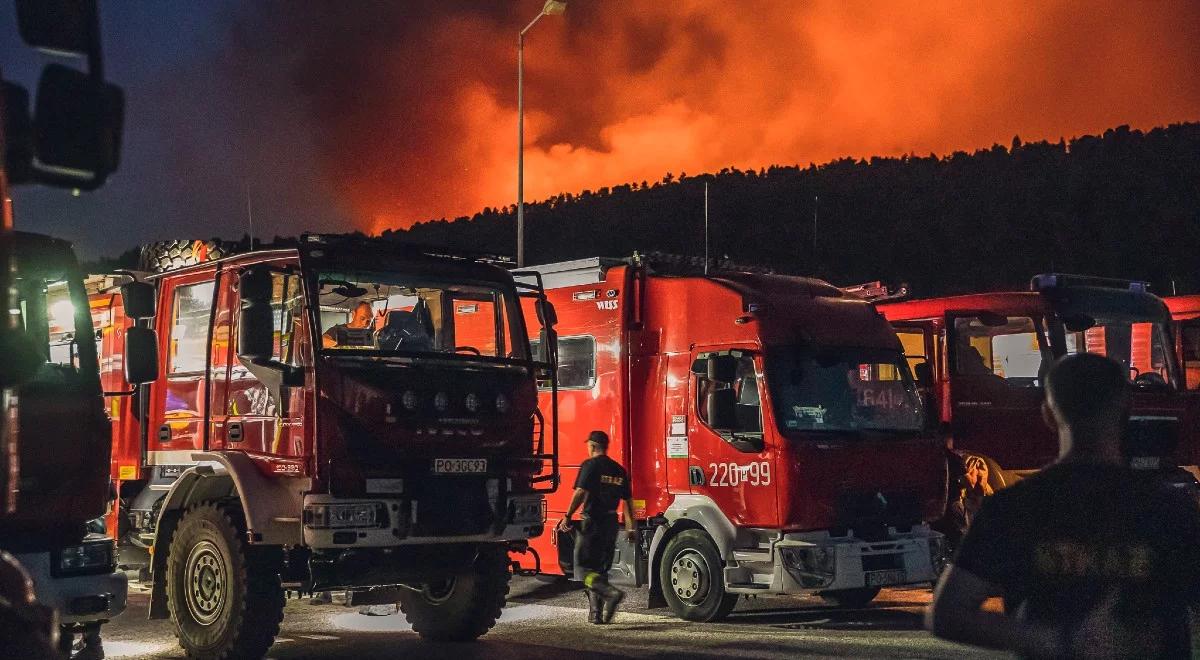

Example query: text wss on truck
[96,234,559,659]
[513,256,946,621]
[878,274,1200,516]
[1,0,128,656]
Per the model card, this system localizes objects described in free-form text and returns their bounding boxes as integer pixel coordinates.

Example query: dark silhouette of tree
[95,122,1200,297]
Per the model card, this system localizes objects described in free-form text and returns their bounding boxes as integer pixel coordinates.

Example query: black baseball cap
[587,430,610,449]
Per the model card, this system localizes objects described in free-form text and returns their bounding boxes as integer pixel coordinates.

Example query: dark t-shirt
[954,462,1200,658]
[574,455,631,519]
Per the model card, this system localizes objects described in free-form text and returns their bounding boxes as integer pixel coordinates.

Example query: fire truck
[878,275,1200,497]
[94,235,559,658]
[514,256,946,621]
[2,0,130,656]
[1165,296,1200,391]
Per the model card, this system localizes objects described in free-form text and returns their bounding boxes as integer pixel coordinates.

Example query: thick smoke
[223,1,1200,233]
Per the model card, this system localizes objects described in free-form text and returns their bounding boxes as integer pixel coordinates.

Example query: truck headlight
[779,545,837,588]
[53,538,116,577]
[509,498,546,524]
[303,503,388,529]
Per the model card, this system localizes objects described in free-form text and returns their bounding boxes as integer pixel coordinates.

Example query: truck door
[154,274,217,454]
[892,321,941,424]
[223,268,307,467]
[688,350,777,528]
[946,312,1056,471]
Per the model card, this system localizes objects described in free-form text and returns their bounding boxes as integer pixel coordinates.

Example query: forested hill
[94,122,1200,297]
[384,122,1200,297]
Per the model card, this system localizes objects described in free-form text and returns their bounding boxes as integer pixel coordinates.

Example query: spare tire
[139,239,235,273]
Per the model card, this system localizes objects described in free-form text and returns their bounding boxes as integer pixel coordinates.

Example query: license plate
[433,458,488,474]
[865,569,907,586]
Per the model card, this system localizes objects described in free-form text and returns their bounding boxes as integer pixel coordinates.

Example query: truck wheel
[165,503,284,659]
[398,545,510,641]
[659,529,738,622]
[818,586,881,608]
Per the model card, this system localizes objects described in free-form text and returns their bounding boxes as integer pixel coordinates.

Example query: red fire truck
[94,235,559,658]
[1165,296,1200,392]
[514,256,946,621]
[879,275,1200,496]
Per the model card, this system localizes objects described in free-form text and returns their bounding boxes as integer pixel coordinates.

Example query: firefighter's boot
[594,581,625,624]
[585,589,603,624]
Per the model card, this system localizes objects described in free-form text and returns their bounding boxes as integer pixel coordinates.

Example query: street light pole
[517,0,566,267]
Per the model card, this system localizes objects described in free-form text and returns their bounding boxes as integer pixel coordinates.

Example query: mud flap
[607,532,645,587]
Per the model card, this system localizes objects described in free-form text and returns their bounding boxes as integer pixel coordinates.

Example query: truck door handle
[689,466,705,486]
[228,422,243,442]
[157,425,171,442]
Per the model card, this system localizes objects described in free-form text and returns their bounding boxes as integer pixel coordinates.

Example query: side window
[1064,322,1171,384]
[530,335,596,389]
[696,353,761,433]
[894,329,929,379]
[953,316,1045,386]
[169,281,216,374]
[274,274,304,366]
[1182,322,1200,391]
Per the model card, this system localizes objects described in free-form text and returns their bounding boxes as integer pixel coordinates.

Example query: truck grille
[411,478,495,537]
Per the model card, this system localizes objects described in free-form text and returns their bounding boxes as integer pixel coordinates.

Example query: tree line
[92,122,1200,297]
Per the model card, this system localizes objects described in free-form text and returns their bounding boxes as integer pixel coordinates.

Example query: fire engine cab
[94,235,559,658]
[879,275,1200,495]
[516,256,946,621]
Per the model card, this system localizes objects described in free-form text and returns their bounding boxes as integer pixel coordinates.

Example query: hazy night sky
[2,1,1198,259]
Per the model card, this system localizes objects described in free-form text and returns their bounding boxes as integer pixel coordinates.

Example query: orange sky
[276,1,1200,235]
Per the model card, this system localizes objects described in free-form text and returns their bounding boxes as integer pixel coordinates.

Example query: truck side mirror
[16,0,98,55]
[536,327,557,364]
[237,268,274,362]
[124,326,158,385]
[706,388,738,430]
[913,361,933,389]
[120,281,156,319]
[707,354,737,383]
[33,64,124,190]
[536,299,558,328]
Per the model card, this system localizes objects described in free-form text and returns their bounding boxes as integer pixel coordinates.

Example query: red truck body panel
[1166,295,1200,391]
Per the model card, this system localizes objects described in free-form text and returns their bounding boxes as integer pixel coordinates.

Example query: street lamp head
[542,0,567,16]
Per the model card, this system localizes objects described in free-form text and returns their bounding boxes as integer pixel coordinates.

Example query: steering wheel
[455,346,482,356]
[1133,371,1168,390]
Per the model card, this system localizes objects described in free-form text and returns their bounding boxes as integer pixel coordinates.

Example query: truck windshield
[1059,316,1174,387]
[767,346,924,433]
[315,270,527,360]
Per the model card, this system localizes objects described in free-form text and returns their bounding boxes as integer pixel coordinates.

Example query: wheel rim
[421,577,457,605]
[184,540,227,626]
[669,549,711,605]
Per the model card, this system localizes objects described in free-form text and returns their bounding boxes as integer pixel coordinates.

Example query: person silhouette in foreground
[557,431,637,624]
[927,353,1200,658]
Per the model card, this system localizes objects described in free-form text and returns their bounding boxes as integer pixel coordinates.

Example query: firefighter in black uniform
[557,431,637,624]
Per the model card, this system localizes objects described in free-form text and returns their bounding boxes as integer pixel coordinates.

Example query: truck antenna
[704,181,710,275]
[245,183,255,249]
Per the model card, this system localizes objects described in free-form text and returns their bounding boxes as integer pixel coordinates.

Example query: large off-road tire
[818,586,881,608]
[139,239,234,274]
[398,545,511,642]
[659,529,738,622]
[165,503,284,659]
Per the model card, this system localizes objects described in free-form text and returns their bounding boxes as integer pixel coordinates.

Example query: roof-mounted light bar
[1030,273,1150,294]
[840,280,910,303]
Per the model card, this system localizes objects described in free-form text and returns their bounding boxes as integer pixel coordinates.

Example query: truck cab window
[169,281,216,374]
[952,316,1046,387]
[894,329,931,378]
[1182,322,1200,391]
[530,335,596,389]
[697,353,762,434]
[1063,320,1172,387]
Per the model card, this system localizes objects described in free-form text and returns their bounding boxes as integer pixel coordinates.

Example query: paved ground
[98,576,1000,659]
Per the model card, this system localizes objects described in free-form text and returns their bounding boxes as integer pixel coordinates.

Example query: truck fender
[146,453,309,619]
[645,495,738,608]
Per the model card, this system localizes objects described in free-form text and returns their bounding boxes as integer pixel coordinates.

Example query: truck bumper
[725,525,944,595]
[301,493,545,549]
[14,551,128,626]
